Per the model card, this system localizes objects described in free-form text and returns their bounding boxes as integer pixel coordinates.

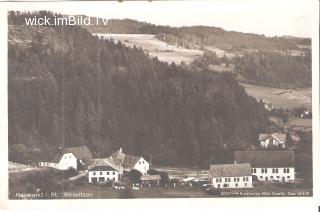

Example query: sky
[9,0,316,37]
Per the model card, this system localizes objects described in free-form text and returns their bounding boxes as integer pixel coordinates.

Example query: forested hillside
[85,19,310,51]
[9,11,270,167]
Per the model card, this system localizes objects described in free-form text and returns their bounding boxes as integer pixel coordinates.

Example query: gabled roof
[90,165,117,172]
[209,163,252,178]
[122,155,141,169]
[141,175,161,181]
[234,151,294,168]
[54,146,93,162]
[110,148,143,169]
[259,133,286,143]
[87,158,122,172]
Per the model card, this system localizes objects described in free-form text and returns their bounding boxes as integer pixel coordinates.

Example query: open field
[240,83,312,110]
[94,33,203,65]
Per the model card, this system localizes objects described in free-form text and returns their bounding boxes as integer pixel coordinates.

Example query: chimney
[119,147,122,153]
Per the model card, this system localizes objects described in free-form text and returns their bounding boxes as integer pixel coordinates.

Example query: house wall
[260,139,285,148]
[88,170,120,183]
[210,176,252,188]
[57,153,78,170]
[251,167,294,182]
[133,158,149,175]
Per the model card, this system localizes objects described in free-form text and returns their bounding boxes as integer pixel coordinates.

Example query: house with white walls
[209,163,253,189]
[234,151,295,182]
[39,146,93,170]
[110,148,149,175]
[259,133,286,149]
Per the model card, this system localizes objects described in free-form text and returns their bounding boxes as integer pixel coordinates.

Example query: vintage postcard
[0,0,319,210]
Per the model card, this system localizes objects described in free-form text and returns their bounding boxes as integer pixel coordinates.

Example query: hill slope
[9,12,270,166]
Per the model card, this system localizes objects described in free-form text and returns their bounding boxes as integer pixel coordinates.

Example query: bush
[127,170,142,184]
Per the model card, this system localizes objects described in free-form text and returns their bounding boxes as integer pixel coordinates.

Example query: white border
[0,1,319,211]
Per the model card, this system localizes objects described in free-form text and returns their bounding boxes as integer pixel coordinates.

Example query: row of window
[215,177,249,183]
[252,168,290,174]
[216,183,248,188]
[138,161,145,165]
[92,171,116,176]
[259,175,290,179]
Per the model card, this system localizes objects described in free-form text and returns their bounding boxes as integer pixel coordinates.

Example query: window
[113,177,115,181]
[237,178,240,182]
[216,179,219,183]
[143,161,145,164]
[287,168,290,173]
[283,168,287,173]
[244,183,247,187]
[287,176,290,179]
[260,176,263,179]
[235,183,238,187]
[270,176,273,179]
[225,178,228,182]
[139,161,141,164]
[277,176,280,178]
[234,178,236,182]
[228,178,231,182]
[246,177,249,181]
[243,177,245,181]
[100,172,103,175]
[218,184,220,188]
[264,168,268,173]
[93,172,96,176]
[272,168,275,173]
[275,168,278,173]
[113,171,115,175]
[107,172,109,175]
[261,169,264,173]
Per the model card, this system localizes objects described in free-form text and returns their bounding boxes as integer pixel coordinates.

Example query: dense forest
[8,11,270,167]
[85,18,311,51]
[191,50,312,89]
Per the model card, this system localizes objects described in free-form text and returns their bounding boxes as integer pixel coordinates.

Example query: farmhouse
[209,163,253,189]
[88,165,120,183]
[259,133,286,149]
[39,146,93,170]
[110,148,149,175]
[141,175,161,186]
[234,151,295,182]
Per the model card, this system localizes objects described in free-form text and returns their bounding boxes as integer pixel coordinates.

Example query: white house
[259,133,286,149]
[209,163,253,189]
[88,165,120,183]
[39,146,93,170]
[234,151,295,183]
[110,148,149,175]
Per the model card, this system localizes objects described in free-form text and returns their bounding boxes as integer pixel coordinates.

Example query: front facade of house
[235,151,295,183]
[251,167,295,182]
[209,163,253,189]
[259,133,286,149]
[39,146,93,170]
[133,157,149,175]
[88,166,120,183]
[110,148,150,175]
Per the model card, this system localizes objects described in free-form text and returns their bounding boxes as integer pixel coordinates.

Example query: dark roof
[54,146,93,162]
[209,163,251,178]
[90,165,117,171]
[234,151,294,168]
[122,155,141,169]
[141,175,161,181]
[110,148,142,169]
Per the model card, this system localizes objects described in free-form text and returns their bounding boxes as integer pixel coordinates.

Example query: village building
[234,151,295,183]
[259,133,286,149]
[110,148,150,175]
[141,175,161,186]
[209,163,253,189]
[88,165,120,183]
[39,146,93,170]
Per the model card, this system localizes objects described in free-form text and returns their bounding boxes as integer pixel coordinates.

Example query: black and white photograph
[3,0,317,202]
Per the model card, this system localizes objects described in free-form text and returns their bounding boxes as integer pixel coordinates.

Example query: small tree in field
[127,169,142,184]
